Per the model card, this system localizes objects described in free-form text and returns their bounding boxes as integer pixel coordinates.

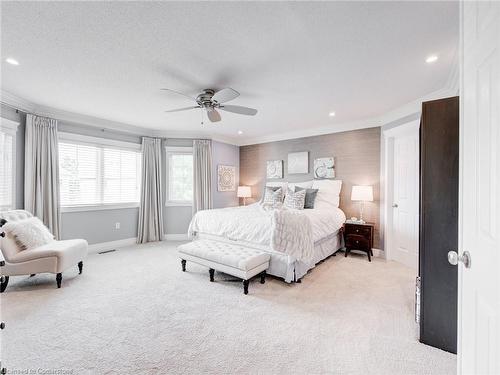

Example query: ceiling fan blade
[165,106,199,113]
[161,88,197,102]
[207,108,221,122]
[219,105,257,116]
[212,88,240,104]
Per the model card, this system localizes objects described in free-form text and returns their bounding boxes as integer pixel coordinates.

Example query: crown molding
[239,85,457,146]
[1,90,36,113]
[0,90,240,145]
[2,78,457,147]
[237,118,381,146]
[378,86,457,126]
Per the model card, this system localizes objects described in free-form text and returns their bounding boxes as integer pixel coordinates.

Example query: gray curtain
[24,114,61,239]
[193,139,213,214]
[137,137,164,244]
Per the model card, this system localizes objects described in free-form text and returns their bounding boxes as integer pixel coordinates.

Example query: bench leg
[260,271,266,284]
[56,273,62,288]
[181,259,186,272]
[209,268,215,282]
[243,279,249,295]
[78,261,83,274]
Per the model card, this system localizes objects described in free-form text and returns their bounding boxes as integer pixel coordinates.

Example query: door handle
[392,203,398,208]
[447,250,471,269]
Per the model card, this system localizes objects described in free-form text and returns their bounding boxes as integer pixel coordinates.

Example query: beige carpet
[1,241,456,375]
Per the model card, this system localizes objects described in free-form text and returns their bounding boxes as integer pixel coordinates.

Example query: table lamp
[351,185,373,224]
[237,186,251,206]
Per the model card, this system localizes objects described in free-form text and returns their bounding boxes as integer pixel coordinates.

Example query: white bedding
[188,204,346,262]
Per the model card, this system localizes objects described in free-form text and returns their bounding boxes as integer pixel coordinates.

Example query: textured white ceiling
[1,1,458,143]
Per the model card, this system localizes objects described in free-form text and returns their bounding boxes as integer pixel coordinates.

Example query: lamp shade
[351,185,373,202]
[237,186,252,198]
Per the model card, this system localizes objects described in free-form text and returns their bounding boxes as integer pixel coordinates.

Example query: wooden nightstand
[343,222,374,262]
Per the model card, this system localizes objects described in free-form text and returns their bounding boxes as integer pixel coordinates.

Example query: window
[0,119,18,210]
[166,147,193,205]
[58,133,141,210]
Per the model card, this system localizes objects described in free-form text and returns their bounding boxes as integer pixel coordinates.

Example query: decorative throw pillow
[2,217,55,251]
[283,188,306,210]
[262,187,284,207]
[260,185,281,203]
[295,187,319,209]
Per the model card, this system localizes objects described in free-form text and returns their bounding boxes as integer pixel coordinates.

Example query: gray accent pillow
[295,186,319,209]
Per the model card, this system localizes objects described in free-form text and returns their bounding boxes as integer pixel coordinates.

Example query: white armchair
[0,210,88,292]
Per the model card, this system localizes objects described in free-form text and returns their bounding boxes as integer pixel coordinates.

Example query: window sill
[165,202,193,207]
[61,203,140,213]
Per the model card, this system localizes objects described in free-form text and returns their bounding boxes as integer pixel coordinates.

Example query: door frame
[382,120,420,265]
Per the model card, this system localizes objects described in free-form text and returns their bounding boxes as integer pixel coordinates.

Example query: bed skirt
[194,231,343,283]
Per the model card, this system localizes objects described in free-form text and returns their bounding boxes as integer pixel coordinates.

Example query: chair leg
[243,279,249,295]
[181,259,186,272]
[209,268,215,282]
[56,273,62,288]
[78,261,83,274]
[0,276,9,293]
[260,271,266,284]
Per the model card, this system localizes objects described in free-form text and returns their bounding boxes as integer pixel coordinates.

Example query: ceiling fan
[161,87,257,123]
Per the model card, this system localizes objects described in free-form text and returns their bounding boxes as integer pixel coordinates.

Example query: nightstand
[343,222,374,262]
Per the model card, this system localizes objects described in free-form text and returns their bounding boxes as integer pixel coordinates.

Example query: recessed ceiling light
[426,55,438,63]
[5,57,19,66]
[238,130,243,135]
[329,112,336,117]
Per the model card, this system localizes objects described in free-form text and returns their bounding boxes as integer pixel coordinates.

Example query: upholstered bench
[178,239,270,295]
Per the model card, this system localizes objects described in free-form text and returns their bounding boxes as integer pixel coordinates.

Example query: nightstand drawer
[345,234,370,250]
[345,224,371,237]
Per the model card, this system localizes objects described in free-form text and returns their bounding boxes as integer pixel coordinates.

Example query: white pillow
[312,180,342,209]
[2,217,55,251]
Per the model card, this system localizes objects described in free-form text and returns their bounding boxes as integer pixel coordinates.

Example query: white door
[458,2,500,374]
[390,125,419,269]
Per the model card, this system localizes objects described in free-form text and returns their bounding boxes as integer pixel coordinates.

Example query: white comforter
[188,204,346,261]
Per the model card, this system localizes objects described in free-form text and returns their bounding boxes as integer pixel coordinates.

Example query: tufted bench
[178,239,270,295]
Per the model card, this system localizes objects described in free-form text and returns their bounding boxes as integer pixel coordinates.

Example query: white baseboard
[163,233,189,241]
[88,237,137,253]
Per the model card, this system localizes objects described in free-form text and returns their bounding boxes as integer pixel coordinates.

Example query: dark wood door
[419,96,459,353]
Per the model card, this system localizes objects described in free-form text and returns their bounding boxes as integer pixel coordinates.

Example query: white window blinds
[59,141,142,207]
[0,130,14,210]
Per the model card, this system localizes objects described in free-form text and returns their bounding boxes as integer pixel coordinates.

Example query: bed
[188,189,346,283]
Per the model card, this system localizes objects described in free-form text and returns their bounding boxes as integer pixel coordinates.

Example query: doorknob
[392,203,398,208]
[447,250,471,268]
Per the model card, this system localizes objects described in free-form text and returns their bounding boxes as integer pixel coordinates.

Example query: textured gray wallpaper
[240,127,382,248]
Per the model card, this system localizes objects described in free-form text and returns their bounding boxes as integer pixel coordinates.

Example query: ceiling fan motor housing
[197,89,216,109]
